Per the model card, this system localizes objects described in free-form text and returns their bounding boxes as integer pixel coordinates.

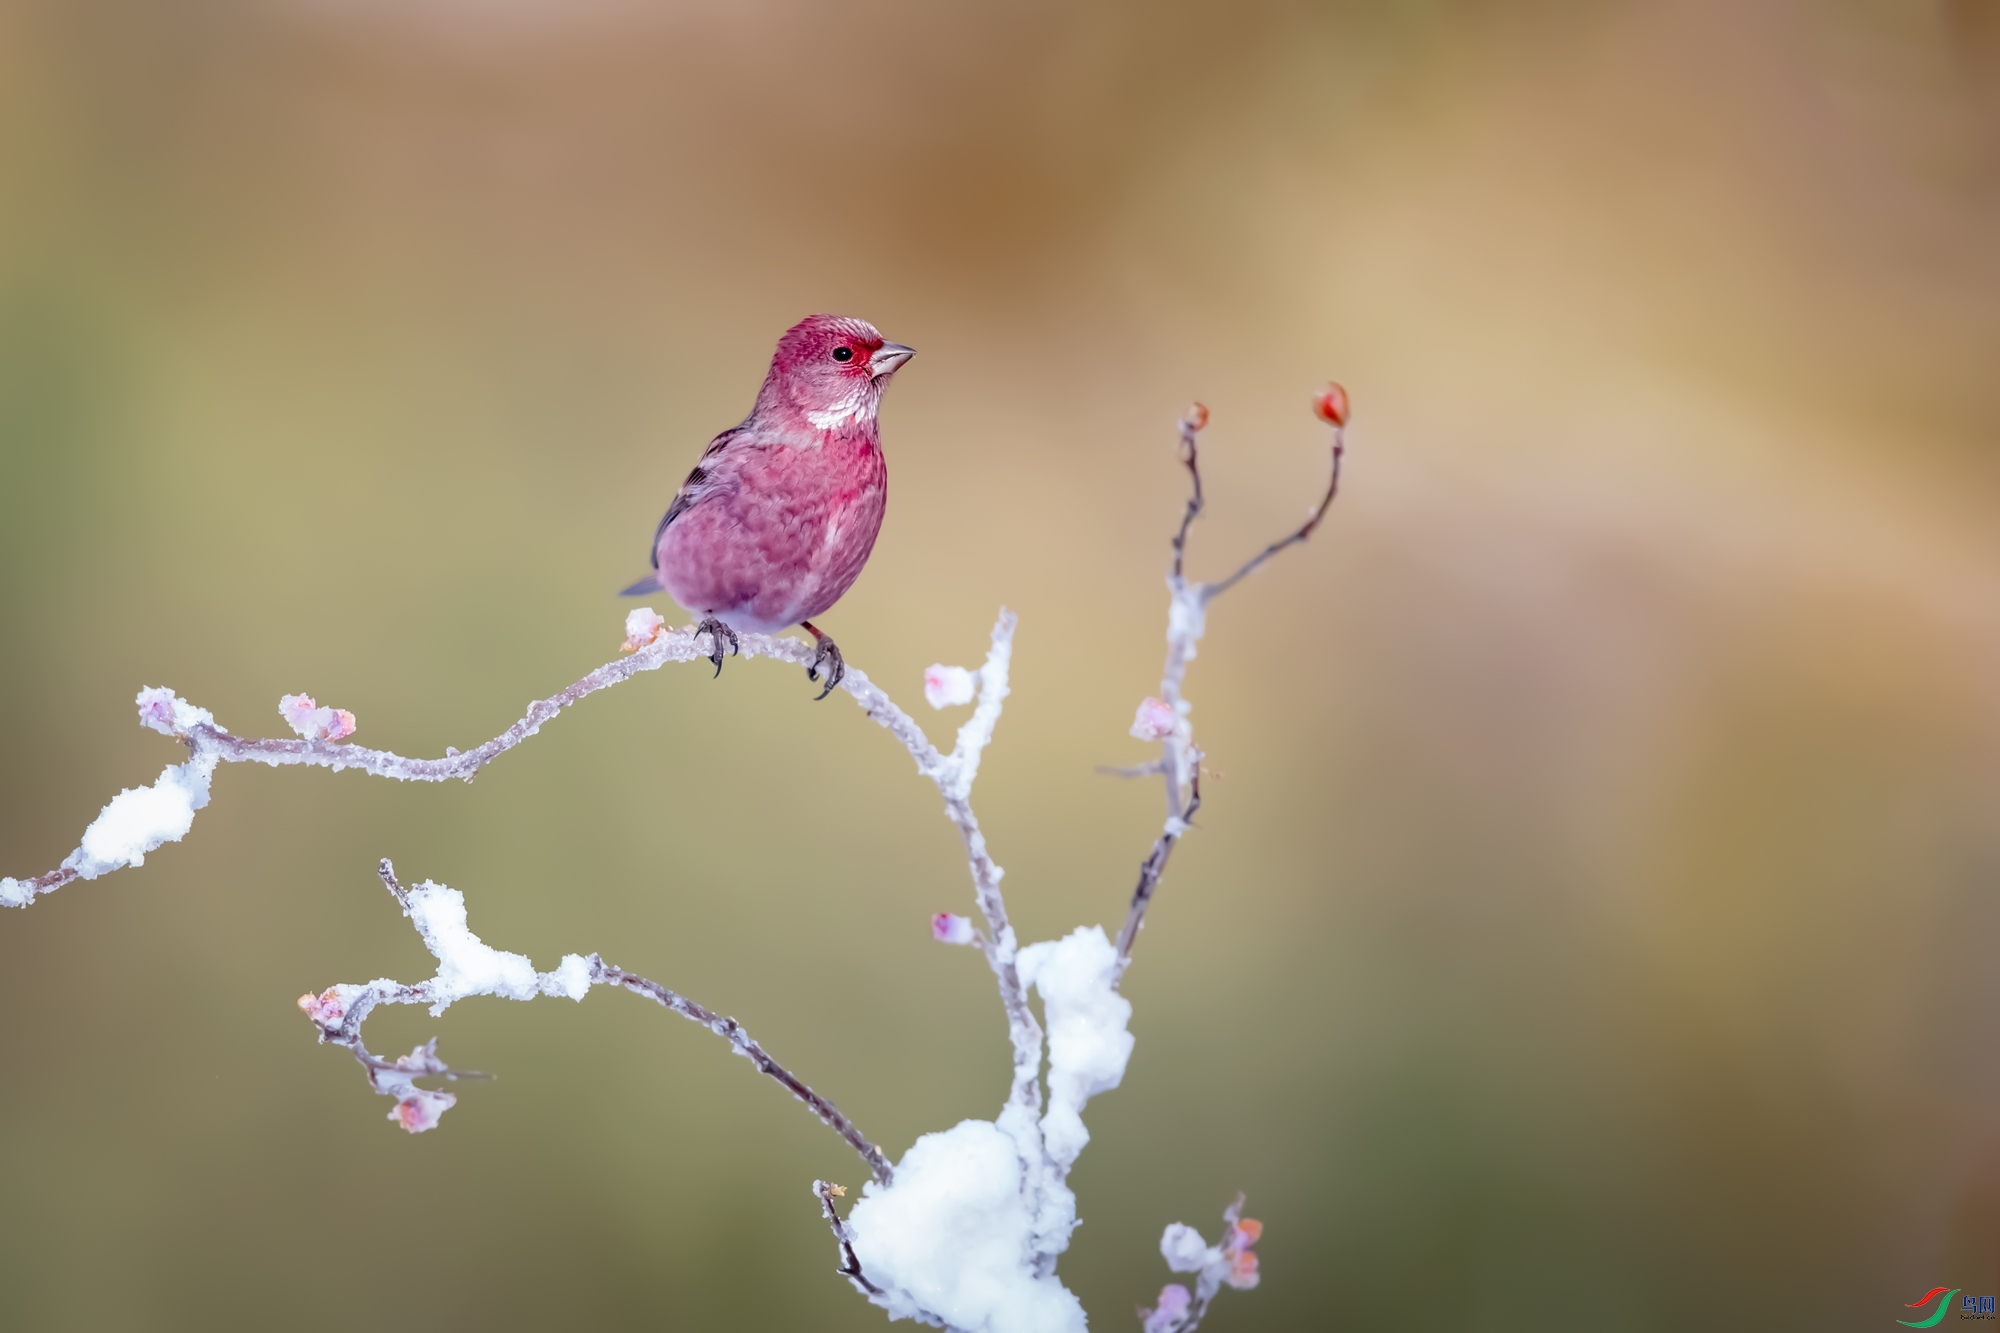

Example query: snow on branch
[1,383,1350,1333]
[299,858,895,1181]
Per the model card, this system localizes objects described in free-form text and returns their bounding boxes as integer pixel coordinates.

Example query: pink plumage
[622,314,913,696]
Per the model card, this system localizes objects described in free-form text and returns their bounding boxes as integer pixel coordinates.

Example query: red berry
[1312,382,1349,427]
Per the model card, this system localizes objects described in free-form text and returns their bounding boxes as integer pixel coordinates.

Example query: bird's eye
[832,347,853,362]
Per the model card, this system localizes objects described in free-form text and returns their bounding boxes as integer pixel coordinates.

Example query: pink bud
[280,694,357,742]
[280,694,319,734]
[297,987,345,1027]
[1232,1217,1263,1247]
[621,607,666,654]
[923,664,978,710]
[1130,697,1177,743]
[136,688,181,736]
[1182,402,1209,432]
[931,912,976,945]
[391,1088,455,1133]
[1225,1248,1260,1289]
[1312,382,1350,427]
[1142,1284,1192,1333]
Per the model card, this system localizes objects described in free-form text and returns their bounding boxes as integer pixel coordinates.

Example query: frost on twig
[1139,1195,1264,1333]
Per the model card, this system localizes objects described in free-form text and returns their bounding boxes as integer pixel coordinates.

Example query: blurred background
[2,1,1998,1328]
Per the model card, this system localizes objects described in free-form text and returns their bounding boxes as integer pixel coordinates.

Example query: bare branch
[1200,421,1344,601]
[598,959,894,1185]
[1113,756,1200,968]
[1117,402,1348,977]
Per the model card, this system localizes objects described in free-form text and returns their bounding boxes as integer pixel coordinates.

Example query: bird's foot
[695,617,740,677]
[801,621,845,701]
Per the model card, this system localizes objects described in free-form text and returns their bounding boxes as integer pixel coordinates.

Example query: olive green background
[3,2,1999,1329]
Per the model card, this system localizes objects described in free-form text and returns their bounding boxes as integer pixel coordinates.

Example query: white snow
[847,1119,1088,1333]
[0,878,32,908]
[403,882,544,1014]
[621,606,666,652]
[545,952,595,1001]
[1160,1223,1212,1273]
[923,664,977,710]
[1016,926,1134,1173]
[63,754,218,880]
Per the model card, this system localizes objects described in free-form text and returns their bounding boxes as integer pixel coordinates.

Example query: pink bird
[621,314,914,698]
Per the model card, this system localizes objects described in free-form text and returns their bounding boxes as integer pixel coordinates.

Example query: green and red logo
[1901,1289,1960,1328]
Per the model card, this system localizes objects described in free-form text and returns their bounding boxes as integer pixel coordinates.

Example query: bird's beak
[870,342,914,379]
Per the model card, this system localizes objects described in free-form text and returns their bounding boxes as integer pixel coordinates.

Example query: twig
[1115,404,1346,976]
[815,1181,885,1296]
[302,859,895,1184]
[599,960,894,1185]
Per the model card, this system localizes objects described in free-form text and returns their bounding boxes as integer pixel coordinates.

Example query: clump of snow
[847,1119,1088,1333]
[1130,696,1176,742]
[280,694,355,742]
[931,912,976,945]
[1016,926,1133,1174]
[923,664,978,710]
[621,606,666,653]
[1166,585,1206,651]
[1160,1223,1210,1273]
[403,882,542,1014]
[545,953,595,1001]
[1142,1285,1192,1333]
[62,754,218,880]
[135,686,214,738]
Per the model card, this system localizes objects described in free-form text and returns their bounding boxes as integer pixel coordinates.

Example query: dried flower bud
[1233,1217,1263,1246]
[1142,1284,1192,1333]
[828,1183,847,1197]
[1130,697,1177,743]
[923,664,978,710]
[1313,381,1350,428]
[1182,402,1209,432]
[1225,1247,1260,1289]
[621,607,666,654]
[391,1088,455,1133]
[931,912,976,945]
[298,987,346,1027]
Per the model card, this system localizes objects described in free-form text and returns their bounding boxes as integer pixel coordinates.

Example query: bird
[621,314,914,699]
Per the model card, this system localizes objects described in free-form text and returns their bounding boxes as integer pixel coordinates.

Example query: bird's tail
[618,576,663,597]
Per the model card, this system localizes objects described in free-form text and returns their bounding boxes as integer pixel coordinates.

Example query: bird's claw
[806,634,845,701]
[696,617,739,678]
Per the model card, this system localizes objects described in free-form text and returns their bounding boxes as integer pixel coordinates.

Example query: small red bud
[1312,382,1349,428]
[1182,402,1209,432]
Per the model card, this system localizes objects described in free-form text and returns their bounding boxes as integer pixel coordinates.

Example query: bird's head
[759,314,914,433]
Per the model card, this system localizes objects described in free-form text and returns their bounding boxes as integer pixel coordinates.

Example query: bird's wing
[646,425,749,566]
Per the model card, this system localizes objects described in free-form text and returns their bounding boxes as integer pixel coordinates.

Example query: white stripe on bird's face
[805,384,877,431]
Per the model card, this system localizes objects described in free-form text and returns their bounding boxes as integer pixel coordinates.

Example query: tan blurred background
[3,1,1999,1328]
